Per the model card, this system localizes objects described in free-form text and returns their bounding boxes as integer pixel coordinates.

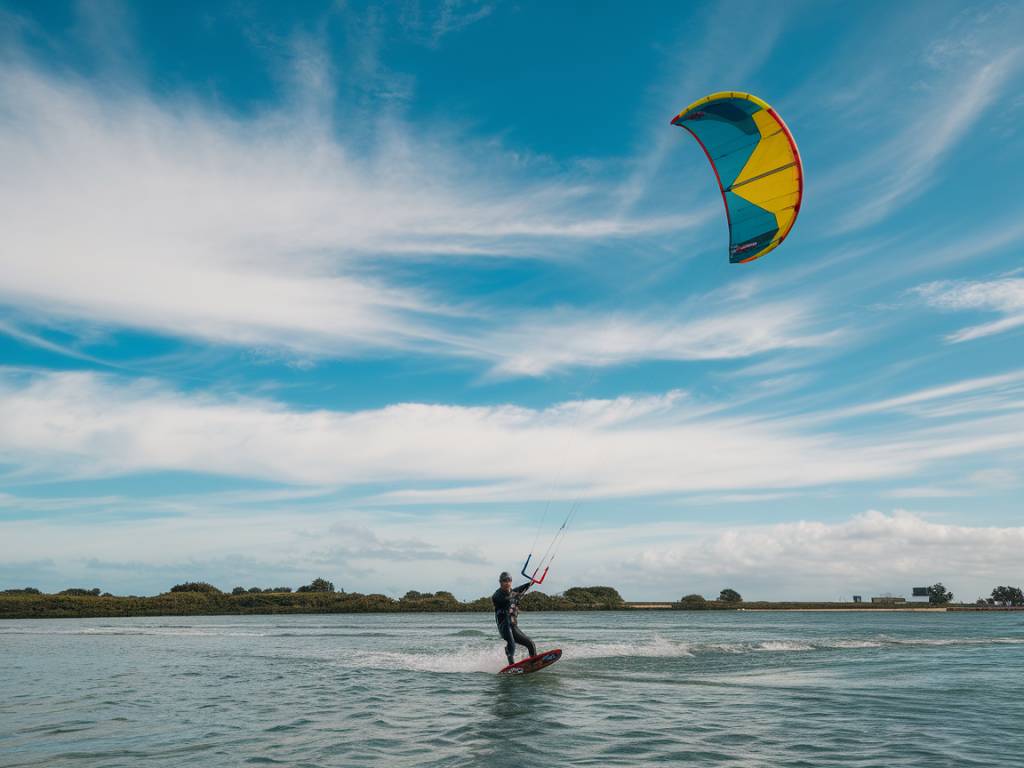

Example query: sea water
[2,611,1022,767]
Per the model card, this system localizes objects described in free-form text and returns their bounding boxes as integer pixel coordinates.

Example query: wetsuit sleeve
[513,582,532,596]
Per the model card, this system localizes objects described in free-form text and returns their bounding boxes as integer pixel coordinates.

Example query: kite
[671,91,803,263]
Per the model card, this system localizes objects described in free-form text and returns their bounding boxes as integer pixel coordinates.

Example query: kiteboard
[498,648,562,676]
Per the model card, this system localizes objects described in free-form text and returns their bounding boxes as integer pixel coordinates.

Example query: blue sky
[1,0,1022,601]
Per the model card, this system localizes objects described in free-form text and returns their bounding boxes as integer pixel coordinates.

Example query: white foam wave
[344,632,905,674]
[347,636,694,674]
[562,635,694,660]
[826,639,884,649]
[754,641,815,652]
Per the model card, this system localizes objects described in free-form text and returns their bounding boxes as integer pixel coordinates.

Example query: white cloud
[5,497,1020,602]
[623,510,1024,601]
[0,504,506,597]
[0,63,698,363]
[2,368,1024,503]
[0,22,860,382]
[477,301,842,377]
[915,278,1024,342]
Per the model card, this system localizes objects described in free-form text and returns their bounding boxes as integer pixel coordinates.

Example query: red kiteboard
[498,648,562,676]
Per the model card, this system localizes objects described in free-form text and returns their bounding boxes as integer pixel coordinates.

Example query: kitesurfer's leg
[498,624,516,665]
[511,625,536,658]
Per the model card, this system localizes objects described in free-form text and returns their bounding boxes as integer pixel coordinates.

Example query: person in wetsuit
[493,571,537,665]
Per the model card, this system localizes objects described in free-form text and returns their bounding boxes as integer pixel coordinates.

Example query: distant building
[871,596,906,604]
[852,595,862,603]
[911,587,929,602]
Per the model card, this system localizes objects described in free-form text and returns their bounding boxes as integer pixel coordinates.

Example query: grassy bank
[2,591,1004,619]
[0,587,628,619]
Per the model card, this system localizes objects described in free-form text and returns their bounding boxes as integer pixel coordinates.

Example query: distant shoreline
[736,607,948,612]
[1,591,1020,620]
[628,604,1021,612]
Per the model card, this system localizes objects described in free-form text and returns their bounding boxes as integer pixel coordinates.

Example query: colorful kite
[671,91,803,263]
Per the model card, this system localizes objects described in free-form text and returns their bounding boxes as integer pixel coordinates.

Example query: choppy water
[2,611,1023,767]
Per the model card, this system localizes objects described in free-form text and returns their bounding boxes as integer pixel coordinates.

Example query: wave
[353,646,505,674]
[753,640,815,652]
[701,636,1023,654]
[3,625,1019,660]
[344,635,828,674]
[341,632,1024,674]
[563,635,693,660]
[348,636,696,674]
[826,639,885,649]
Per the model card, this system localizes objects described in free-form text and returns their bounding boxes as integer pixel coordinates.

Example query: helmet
[499,571,512,583]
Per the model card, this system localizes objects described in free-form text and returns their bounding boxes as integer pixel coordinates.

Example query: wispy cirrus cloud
[0,51,837,377]
[797,4,1024,238]
[0,61,697,364]
[915,277,1024,342]
[835,47,1022,232]
[615,1,788,216]
[475,301,842,377]
[3,368,1024,503]
[821,369,1024,422]
[399,0,496,47]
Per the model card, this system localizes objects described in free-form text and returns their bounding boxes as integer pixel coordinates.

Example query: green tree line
[5,580,1022,619]
[0,579,627,619]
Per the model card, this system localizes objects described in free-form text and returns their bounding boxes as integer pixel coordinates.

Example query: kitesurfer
[493,571,536,665]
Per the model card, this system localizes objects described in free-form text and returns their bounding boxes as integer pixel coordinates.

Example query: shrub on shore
[169,582,222,594]
[562,586,625,608]
[296,578,335,593]
[991,586,1024,606]
[927,583,954,605]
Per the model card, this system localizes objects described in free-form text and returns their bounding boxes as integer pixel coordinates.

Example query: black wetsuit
[493,581,537,665]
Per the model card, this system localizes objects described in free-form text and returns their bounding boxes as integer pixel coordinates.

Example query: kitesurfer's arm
[513,581,532,596]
